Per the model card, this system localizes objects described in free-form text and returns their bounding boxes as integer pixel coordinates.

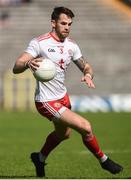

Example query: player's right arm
[13,52,33,74]
[13,52,41,74]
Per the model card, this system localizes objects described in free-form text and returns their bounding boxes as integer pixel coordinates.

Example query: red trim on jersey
[37,33,51,42]
[49,32,62,42]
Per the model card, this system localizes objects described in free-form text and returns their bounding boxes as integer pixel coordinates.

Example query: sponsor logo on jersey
[48,48,55,52]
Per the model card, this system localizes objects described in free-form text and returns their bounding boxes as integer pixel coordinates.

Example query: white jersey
[25,32,82,102]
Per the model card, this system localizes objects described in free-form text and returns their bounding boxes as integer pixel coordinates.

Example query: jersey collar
[49,32,65,43]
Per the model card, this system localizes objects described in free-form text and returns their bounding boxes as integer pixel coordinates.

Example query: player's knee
[59,134,70,141]
[64,129,72,140]
[63,133,70,140]
[81,121,93,136]
[59,129,71,141]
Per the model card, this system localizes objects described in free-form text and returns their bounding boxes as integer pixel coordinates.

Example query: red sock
[82,135,104,159]
[40,131,61,157]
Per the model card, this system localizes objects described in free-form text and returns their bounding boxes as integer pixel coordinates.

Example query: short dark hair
[51,7,75,21]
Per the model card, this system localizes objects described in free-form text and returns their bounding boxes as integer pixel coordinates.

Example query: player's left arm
[74,56,95,88]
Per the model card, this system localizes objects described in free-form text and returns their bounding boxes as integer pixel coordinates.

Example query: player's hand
[81,74,95,88]
[25,57,43,71]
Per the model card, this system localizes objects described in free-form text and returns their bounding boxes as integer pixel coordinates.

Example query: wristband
[85,73,92,79]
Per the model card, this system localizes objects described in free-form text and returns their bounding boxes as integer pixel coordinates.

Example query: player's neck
[50,31,65,42]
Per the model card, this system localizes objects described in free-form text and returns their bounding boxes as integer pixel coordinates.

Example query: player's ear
[51,20,56,28]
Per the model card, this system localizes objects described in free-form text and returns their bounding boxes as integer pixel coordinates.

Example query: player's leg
[59,108,123,174]
[31,122,71,177]
[53,119,72,141]
[60,108,105,158]
[33,97,71,161]
[31,101,72,177]
[39,121,71,161]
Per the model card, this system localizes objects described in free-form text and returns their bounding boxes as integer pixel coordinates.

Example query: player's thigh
[53,120,72,140]
[60,108,92,136]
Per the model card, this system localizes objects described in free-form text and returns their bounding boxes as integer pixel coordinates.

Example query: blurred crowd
[0,0,32,6]
[0,0,32,28]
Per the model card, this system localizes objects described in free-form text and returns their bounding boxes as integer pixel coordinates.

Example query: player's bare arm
[74,56,95,88]
[13,52,42,74]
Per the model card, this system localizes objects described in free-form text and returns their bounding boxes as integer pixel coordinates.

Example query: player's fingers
[81,77,85,82]
[29,64,38,71]
[35,58,43,62]
[89,82,95,88]
[81,76,95,88]
[33,61,40,67]
[92,83,95,88]
[85,79,95,89]
[31,58,42,67]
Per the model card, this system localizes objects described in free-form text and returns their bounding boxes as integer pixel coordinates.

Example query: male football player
[13,6,123,177]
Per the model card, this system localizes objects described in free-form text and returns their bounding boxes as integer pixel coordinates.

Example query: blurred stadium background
[0,1,131,178]
[0,0,131,112]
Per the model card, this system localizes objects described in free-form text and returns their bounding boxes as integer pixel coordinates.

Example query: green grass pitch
[0,111,131,179]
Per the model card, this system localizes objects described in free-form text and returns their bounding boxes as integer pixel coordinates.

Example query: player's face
[52,13,73,40]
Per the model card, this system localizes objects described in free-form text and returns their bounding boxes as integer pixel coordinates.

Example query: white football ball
[33,58,56,82]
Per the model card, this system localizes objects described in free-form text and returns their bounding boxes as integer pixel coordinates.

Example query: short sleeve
[25,38,40,58]
[72,43,82,61]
